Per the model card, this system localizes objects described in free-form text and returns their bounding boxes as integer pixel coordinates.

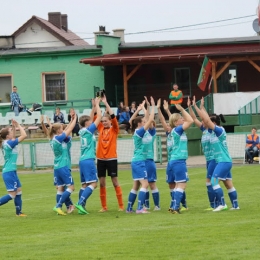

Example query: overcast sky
[1,0,259,45]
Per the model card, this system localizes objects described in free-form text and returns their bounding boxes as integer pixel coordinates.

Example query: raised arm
[157,98,168,132]
[144,96,150,122]
[129,101,145,126]
[40,115,49,136]
[144,97,155,131]
[200,96,207,113]
[93,97,102,127]
[89,98,96,122]
[101,95,113,115]
[12,119,27,143]
[188,96,202,128]
[175,104,193,131]
[193,96,215,130]
[163,100,172,118]
[63,115,77,137]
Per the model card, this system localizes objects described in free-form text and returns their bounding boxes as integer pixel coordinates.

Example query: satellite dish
[252,18,260,33]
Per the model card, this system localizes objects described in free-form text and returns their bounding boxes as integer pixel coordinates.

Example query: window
[0,75,12,103]
[174,68,191,96]
[217,65,237,93]
[43,73,66,101]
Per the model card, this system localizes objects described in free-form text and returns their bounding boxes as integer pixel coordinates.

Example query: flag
[197,56,212,91]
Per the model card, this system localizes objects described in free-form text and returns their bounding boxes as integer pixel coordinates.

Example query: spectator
[245,127,260,164]
[68,108,80,137]
[26,103,42,115]
[10,86,23,116]
[53,107,65,124]
[118,106,131,132]
[116,101,124,120]
[169,83,183,114]
[129,101,137,117]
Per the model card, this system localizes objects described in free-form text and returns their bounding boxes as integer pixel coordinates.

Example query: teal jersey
[166,132,172,162]
[79,123,97,161]
[200,127,214,161]
[132,127,146,162]
[210,126,232,163]
[2,139,19,173]
[143,128,156,160]
[50,133,70,169]
[170,125,188,161]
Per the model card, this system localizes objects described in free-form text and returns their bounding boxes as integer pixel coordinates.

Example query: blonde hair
[49,123,62,139]
[169,113,182,128]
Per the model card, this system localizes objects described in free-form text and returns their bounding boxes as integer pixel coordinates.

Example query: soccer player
[0,119,27,216]
[75,97,102,214]
[96,95,124,212]
[126,97,155,214]
[50,114,77,216]
[194,98,239,211]
[189,97,217,210]
[168,102,193,214]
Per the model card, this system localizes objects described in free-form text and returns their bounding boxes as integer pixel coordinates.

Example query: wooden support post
[216,61,232,79]
[212,62,218,93]
[123,64,128,106]
[247,59,260,73]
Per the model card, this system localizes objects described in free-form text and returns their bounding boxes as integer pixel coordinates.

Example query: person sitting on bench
[245,127,259,164]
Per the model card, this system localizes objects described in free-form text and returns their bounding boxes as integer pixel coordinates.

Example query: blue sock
[14,193,22,214]
[78,186,94,206]
[56,191,63,204]
[144,191,150,208]
[213,185,225,206]
[181,191,187,208]
[126,189,137,211]
[0,194,13,206]
[173,188,184,210]
[79,188,86,207]
[65,197,73,209]
[228,187,238,208]
[170,189,175,209]
[152,189,160,207]
[206,182,216,208]
[137,188,147,210]
[56,189,72,208]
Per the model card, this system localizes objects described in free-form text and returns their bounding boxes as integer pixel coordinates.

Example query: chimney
[93,26,109,44]
[48,12,62,29]
[113,29,125,43]
[61,14,68,31]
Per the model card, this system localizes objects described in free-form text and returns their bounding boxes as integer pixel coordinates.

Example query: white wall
[213,92,260,115]
[15,22,66,48]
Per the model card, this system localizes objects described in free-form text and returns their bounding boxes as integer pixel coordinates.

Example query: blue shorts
[79,159,98,184]
[54,166,74,187]
[168,160,188,183]
[145,159,157,182]
[166,162,175,184]
[206,159,217,179]
[212,162,232,180]
[131,161,147,181]
[2,171,21,191]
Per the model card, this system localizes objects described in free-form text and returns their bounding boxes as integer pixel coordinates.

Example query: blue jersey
[2,139,19,173]
[132,127,146,162]
[170,125,188,161]
[210,126,232,163]
[200,126,214,161]
[79,123,97,161]
[143,128,156,160]
[50,133,69,170]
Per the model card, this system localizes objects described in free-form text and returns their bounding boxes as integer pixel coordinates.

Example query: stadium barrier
[0,136,162,171]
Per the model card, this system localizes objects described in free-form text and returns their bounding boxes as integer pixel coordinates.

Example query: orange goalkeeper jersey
[96,117,119,160]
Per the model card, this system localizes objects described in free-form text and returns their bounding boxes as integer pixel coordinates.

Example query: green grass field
[0,164,260,260]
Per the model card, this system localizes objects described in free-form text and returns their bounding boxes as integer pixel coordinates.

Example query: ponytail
[48,123,62,139]
[210,114,226,126]
[131,116,143,134]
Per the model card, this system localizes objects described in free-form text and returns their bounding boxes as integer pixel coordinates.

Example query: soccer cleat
[180,207,188,212]
[125,209,135,213]
[98,208,108,213]
[213,204,228,212]
[168,208,174,213]
[67,205,75,214]
[118,208,124,212]
[16,212,27,217]
[53,207,66,216]
[136,209,150,214]
[230,207,240,210]
[204,207,214,211]
[75,204,89,214]
[153,206,161,211]
[143,206,150,210]
[172,209,181,214]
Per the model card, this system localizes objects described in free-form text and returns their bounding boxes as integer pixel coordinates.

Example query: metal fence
[0,136,162,171]
[239,95,260,125]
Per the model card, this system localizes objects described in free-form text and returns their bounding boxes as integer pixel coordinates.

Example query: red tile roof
[12,15,89,46]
